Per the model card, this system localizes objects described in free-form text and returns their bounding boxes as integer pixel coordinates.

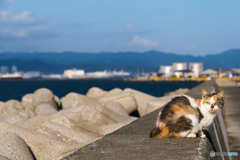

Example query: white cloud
[124,24,134,31]
[0,26,56,38]
[0,10,36,24]
[128,35,158,47]
[0,10,53,39]
[0,28,27,38]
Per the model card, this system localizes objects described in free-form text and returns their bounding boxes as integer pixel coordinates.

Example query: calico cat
[149,89,225,138]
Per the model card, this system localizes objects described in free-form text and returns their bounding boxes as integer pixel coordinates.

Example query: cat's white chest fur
[199,102,217,126]
[184,95,217,127]
[200,111,216,126]
[184,95,216,131]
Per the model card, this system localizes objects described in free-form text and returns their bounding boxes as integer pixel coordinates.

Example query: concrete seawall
[217,82,240,160]
[62,80,230,160]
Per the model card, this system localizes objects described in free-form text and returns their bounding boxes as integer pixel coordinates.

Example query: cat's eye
[206,102,210,105]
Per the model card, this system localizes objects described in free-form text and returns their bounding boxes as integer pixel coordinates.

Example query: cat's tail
[149,125,169,138]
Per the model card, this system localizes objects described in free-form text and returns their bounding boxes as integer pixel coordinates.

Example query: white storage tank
[159,65,173,77]
[64,69,85,79]
[172,62,187,71]
[189,62,203,77]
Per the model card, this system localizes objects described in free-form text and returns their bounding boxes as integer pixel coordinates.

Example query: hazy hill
[0,49,239,73]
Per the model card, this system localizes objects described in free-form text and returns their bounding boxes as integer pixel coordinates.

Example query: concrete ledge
[62,81,230,160]
[216,79,240,87]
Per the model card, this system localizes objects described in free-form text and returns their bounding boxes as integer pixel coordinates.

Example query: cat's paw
[187,134,196,138]
[200,133,206,138]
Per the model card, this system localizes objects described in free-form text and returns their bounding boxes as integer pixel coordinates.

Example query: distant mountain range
[0,49,239,73]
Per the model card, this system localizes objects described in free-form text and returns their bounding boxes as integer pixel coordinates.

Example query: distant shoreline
[0,78,128,82]
[0,78,208,83]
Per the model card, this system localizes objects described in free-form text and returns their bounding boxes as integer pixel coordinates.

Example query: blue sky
[0,0,240,55]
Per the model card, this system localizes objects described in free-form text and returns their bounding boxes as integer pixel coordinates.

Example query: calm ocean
[0,80,201,102]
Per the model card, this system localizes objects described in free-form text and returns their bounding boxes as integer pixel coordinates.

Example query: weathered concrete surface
[216,80,240,87]
[217,86,240,160]
[62,80,230,160]
[0,132,35,160]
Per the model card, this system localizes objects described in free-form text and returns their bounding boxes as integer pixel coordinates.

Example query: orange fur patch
[170,132,182,138]
[172,103,197,117]
[155,126,169,138]
[195,99,201,107]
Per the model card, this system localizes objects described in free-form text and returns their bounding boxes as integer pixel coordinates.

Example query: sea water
[0,80,201,102]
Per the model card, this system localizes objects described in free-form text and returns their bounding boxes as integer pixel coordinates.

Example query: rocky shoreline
[0,87,188,160]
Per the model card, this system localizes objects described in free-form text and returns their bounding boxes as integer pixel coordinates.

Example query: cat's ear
[201,89,208,98]
[217,90,225,98]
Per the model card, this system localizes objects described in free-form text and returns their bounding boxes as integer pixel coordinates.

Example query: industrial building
[172,62,187,71]
[189,62,203,78]
[64,69,85,79]
[158,62,205,79]
[159,65,173,78]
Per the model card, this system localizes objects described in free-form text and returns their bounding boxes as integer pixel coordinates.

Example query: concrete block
[0,132,35,160]
[105,101,130,119]
[1,115,27,124]
[50,116,101,138]
[35,103,58,115]
[21,94,34,111]
[38,121,98,145]
[97,91,137,113]
[124,88,157,117]
[0,101,4,113]
[50,108,84,124]
[18,110,36,119]
[2,100,24,116]
[80,103,116,125]
[50,103,133,134]
[0,155,9,160]
[146,95,176,115]
[86,87,107,98]
[33,88,58,110]
[73,119,134,137]
[0,122,81,160]
[17,115,50,131]
[54,95,61,106]
[61,92,98,110]
[108,88,123,95]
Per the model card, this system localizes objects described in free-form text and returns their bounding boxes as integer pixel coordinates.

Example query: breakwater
[0,80,232,159]
[0,85,190,159]
[217,82,240,159]
[62,80,231,160]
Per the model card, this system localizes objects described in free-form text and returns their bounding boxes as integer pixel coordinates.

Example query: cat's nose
[211,105,214,109]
